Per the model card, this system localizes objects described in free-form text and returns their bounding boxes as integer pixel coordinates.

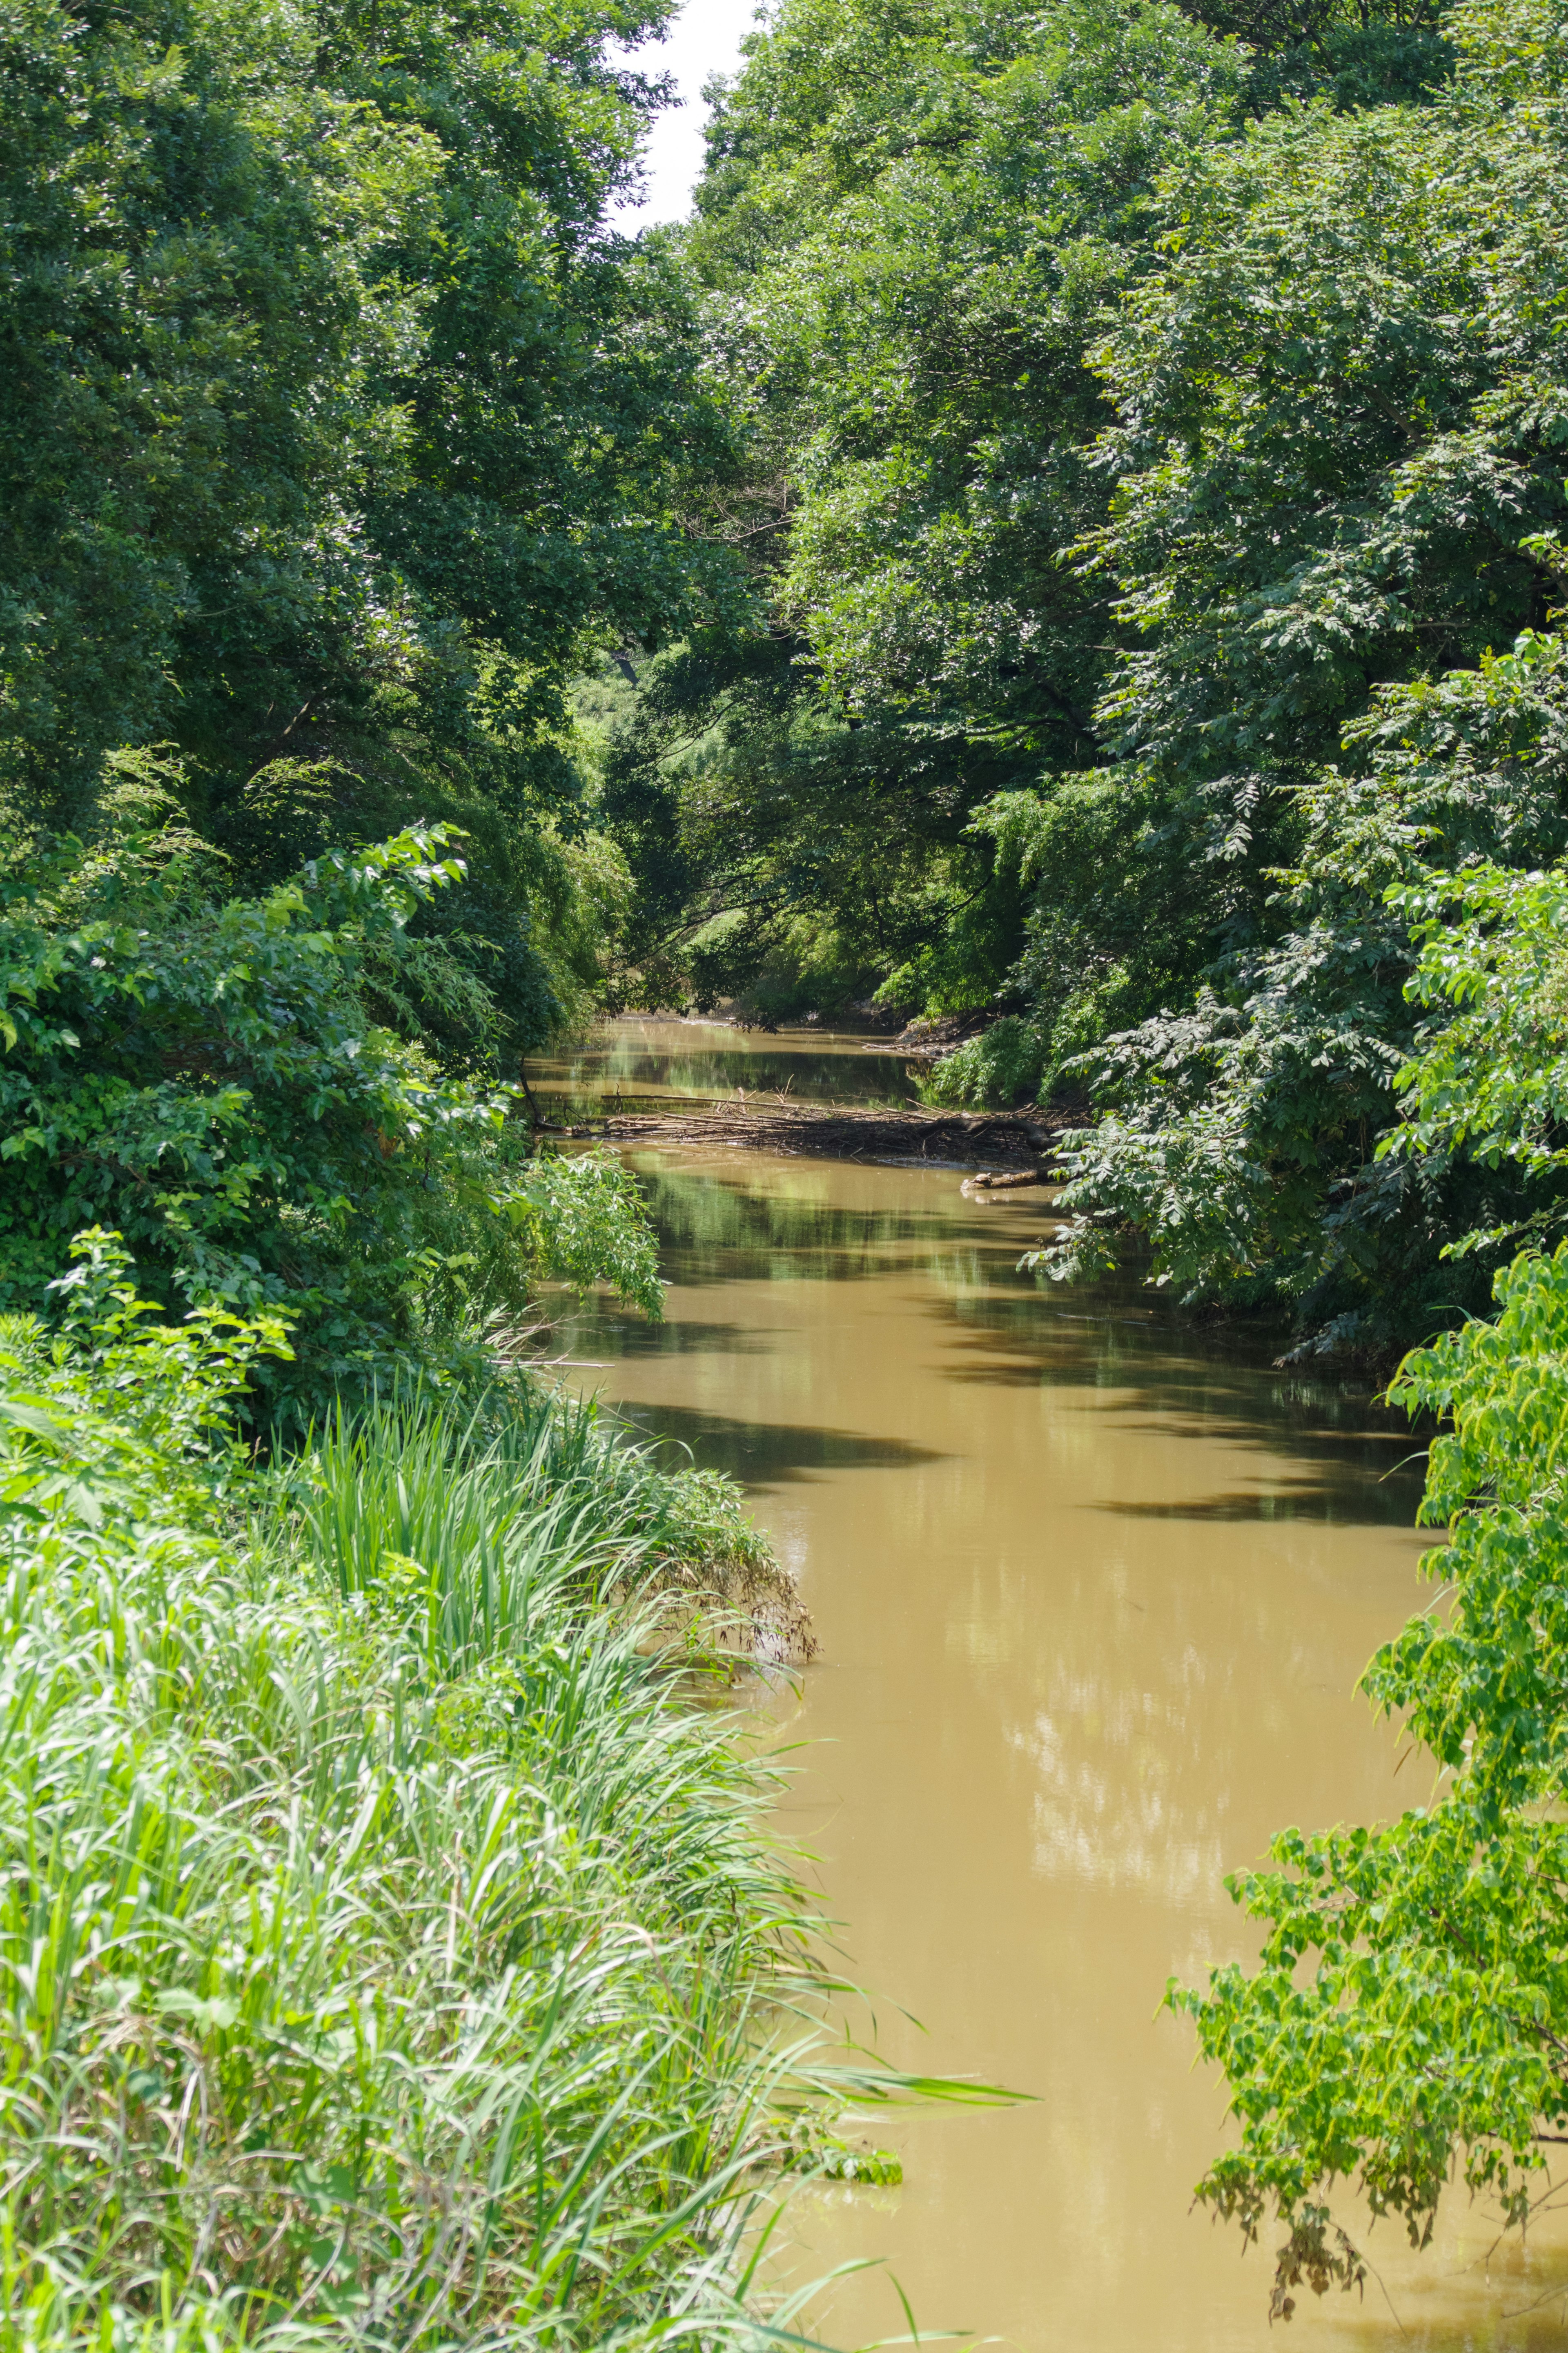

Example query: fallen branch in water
[961,1167,1053,1193]
[574,1097,1067,1169]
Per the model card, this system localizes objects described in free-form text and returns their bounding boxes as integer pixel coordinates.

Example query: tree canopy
[0,0,734,1393]
[595,0,1568,1360]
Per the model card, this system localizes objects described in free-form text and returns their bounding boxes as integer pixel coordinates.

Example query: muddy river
[546,1019,1568,2353]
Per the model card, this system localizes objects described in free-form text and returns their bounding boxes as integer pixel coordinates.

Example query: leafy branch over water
[1172,979,1568,2308]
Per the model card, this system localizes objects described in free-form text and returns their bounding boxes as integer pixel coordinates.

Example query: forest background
[11,0,1568,2335]
[11,0,1568,1372]
[602,0,1568,1365]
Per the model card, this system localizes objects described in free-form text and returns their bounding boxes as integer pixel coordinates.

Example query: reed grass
[0,1260,842,2353]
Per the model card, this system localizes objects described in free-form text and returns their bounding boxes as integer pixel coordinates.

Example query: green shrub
[1173,1239,1568,2314]
[920,1019,1046,1110]
[0,819,660,1421]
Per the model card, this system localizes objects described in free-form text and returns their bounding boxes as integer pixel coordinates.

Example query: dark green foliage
[0,0,735,822]
[1178,0,1452,107]
[603,0,1470,1048]
[0,801,662,1419]
[0,0,739,1395]
[1006,0,1568,1354]
[1036,626,1568,1351]
[603,0,1246,1019]
[0,0,746,1117]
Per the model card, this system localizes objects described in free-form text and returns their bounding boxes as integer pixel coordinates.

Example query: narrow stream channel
[544,1020,1568,2353]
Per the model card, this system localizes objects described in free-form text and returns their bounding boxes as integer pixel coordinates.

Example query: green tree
[0,796,661,1420]
[602,0,1465,1031]
[2,0,741,1049]
[973,0,1568,1356]
[1171,861,1568,2304]
[602,0,1246,1021]
[1037,624,1568,1350]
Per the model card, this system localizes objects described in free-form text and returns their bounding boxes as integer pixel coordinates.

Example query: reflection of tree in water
[564,1156,1423,1526]
[533,1034,917,1111]
[940,1291,1424,1528]
[631,1164,963,1285]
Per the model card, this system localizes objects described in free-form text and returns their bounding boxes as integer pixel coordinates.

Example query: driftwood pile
[538,1095,1064,1173]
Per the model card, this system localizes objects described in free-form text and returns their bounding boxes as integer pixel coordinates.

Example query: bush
[0,814,661,1421]
[1173,1240,1568,2315]
[920,1018,1046,1109]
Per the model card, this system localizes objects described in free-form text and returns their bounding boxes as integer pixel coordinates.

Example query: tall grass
[287,1382,815,1665]
[0,1251,842,2353]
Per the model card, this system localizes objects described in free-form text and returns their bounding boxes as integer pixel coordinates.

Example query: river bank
[0,1252,851,2353]
[526,1015,1062,1169]
[543,1095,1061,1169]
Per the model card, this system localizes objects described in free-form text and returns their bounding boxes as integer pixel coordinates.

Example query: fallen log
[572,1096,1065,1169]
[960,1167,1054,1194]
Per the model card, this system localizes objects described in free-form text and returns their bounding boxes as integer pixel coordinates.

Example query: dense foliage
[18,0,1568,2311]
[0,795,663,1420]
[602,0,1253,1019]
[0,1231,847,2351]
[1173,1240,1568,2313]
[1005,0,1568,1351]
[0,0,746,1392]
[579,0,1568,2315]
[593,0,1568,1359]
[1156,795,1568,2309]
[2,0,733,813]
[1035,625,1568,1351]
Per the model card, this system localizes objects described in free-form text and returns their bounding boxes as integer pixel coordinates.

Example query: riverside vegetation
[0,1227,900,2352]
[0,0,915,2340]
[600,0,1568,2315]
[9,0,1568,2330]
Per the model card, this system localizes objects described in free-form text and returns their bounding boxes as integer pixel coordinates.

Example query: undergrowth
[0,1230,865,2353]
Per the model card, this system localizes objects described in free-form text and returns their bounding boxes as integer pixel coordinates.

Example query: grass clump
[0,1230,838,2353]
[286,1378,815,1668]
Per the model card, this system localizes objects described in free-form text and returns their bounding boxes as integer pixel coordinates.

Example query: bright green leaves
[1387,854,1568,1203]
[493,1151,665,1325]
[1176,1243,1568,2310]
[0,1256,828,2348]
[1375,1245,1568,1804]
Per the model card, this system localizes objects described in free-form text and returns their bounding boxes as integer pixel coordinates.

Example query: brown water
[528,1014,919,1119]
[552,1030,1568,2353]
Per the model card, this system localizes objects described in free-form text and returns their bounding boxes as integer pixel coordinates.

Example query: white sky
[613,0,763,226]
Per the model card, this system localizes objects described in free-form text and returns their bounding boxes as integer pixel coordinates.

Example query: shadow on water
[934,1297,1422,1528]
[593,1318,780,1360]
[586,1155,1426,1531]
[1096,1484,1417,1524]
[595,1400,947,1487]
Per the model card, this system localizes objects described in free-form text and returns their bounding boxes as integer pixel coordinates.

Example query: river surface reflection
[553,1052,1568,2352]
[529,1014,918,1117]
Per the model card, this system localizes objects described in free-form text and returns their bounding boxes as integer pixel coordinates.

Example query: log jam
[535,1095,1068,1171]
